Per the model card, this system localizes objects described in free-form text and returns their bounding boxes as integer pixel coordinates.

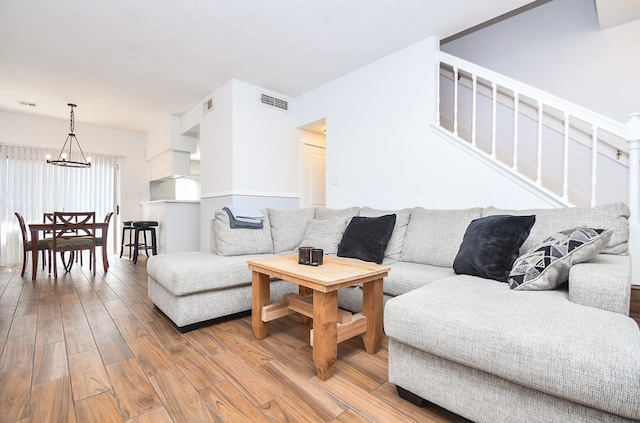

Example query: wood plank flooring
[631,286,640,326]
[0,255,470,423]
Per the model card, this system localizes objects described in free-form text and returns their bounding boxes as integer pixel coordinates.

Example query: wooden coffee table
[248,254,390,380]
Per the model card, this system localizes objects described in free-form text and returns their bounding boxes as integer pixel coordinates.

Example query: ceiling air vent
[260,93,288,111]
[202,97,214,115]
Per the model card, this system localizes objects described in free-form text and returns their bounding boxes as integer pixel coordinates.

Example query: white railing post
[536,102,543,185]
[491,82,497,158]
[513,92,519,171]
[471,74,477,147]
[590,125,598,207]
[453,66,459,136]
[627,112,640,287]
[435,60,441,126]
[562,113,570,202]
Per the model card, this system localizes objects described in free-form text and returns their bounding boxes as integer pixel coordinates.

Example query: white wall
[442,0,640,123]
[295,36,562,211]
[196,79,300,252]
[231,80,299,197]
[0,110,148,221]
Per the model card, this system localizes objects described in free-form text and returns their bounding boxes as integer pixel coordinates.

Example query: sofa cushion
[359,207,411,261]
[401,207,483,267]
[298,217,349,255]
[314,207,360,220]
[482,202,629,255]
[269,208,316,253]
[568,254,631,315]
[453,214,535,282]
[147,252,278,296]
[384,275,640,420]
[338,214,396,264]
[509,227,613,291]
[214,209,273,256]
[383,261,455,297]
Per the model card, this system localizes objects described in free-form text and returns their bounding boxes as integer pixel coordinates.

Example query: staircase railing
[436,50,632,208]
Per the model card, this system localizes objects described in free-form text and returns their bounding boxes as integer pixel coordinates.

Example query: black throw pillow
[338,214,396,264]
[453,214,536,282]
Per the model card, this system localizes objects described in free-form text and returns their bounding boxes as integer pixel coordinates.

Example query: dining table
[28,222,110,280]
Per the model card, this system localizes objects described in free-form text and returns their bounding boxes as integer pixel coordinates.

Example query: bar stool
[131,221,158,264]
[119,221,135,259]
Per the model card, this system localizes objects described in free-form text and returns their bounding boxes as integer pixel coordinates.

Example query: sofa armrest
[569,254,631,316]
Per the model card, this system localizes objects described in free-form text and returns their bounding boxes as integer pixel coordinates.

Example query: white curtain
[0,144,118,265]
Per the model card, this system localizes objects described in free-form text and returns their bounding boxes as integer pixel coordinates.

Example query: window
[0,144,118,265]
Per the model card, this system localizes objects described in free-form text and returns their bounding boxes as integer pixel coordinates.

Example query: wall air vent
[202,97,214,115]
[260,93,288,111]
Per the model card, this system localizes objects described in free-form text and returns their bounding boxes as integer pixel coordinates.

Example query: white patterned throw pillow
[508,227,613,291]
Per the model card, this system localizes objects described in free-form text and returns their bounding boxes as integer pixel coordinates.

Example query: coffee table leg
[251,271,271,339]
[299,286,312,325]
[362,278,383,354]
[313,289,338,380]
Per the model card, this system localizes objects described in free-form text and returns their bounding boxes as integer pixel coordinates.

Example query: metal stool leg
[119,227,126,258]
[142,229,148,257]
[150,228,157,256]
[120,222,135,259]
[133,227,141,264]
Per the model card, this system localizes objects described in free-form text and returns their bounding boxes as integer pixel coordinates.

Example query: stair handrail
[436,50,635,207]
[436,51,627,149]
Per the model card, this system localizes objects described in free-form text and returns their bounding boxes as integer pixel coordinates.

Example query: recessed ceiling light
[18,101,37,107]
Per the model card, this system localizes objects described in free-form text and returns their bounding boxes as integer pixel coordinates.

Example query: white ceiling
[0,0,539,134]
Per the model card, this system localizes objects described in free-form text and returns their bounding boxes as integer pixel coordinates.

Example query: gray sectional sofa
[147,202,640,423]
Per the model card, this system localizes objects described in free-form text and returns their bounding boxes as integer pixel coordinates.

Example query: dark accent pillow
[453,214,536,282]
[337,214,396,264]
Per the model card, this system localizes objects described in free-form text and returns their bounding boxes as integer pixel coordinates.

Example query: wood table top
[248,254,389,293]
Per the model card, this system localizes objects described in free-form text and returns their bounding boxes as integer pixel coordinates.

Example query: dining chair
[14,212,51,277]
[90,211,113,270]
[43,212,58,266]
[49,211,97,278]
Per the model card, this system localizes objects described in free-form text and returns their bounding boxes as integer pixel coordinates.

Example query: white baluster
[590,125,598,207]
[562,113,570,202]
[491,82,497,158]
[435,60,441,126]
[627,112,640,287]
[513,92,519,171]
[536,102,543,185]
[453,66,459,137]
[471,74,477,147]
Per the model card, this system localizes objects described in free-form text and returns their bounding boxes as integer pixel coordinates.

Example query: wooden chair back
[50,211,97,277]
[14,212,29,245]
[52,212,96,241]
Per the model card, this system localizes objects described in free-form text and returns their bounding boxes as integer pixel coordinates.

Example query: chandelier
[46,103,92,168]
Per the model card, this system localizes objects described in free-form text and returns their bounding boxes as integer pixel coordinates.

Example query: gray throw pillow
[298,218,349,255]
[269,208,316,253]
[509,227,613,291]
[359,207,411,261]
[214,209,273,256]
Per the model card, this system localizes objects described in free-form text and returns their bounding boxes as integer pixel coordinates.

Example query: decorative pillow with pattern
[509,227,613,291]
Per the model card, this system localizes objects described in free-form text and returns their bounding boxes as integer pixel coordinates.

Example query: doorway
[299,119,326,208]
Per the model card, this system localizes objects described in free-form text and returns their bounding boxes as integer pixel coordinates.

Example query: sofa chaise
[147,202,639,422]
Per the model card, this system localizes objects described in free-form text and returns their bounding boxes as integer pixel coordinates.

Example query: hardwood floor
[0,255,469,423]
[631,286,640,327]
